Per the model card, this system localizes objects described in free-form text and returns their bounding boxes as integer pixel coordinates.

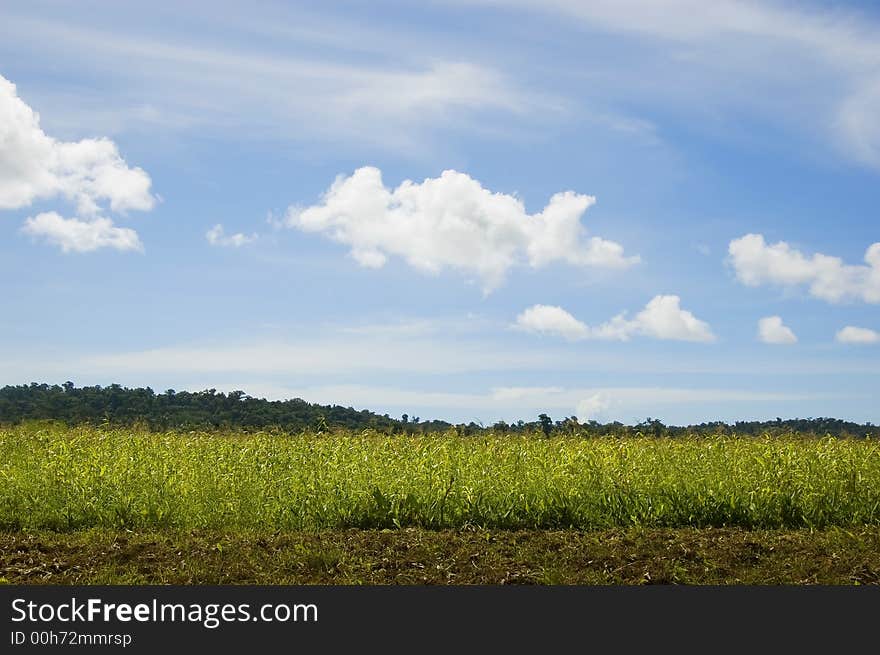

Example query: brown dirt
[1,527,878,585]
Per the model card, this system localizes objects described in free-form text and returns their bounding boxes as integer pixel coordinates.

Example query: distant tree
[538,413,553,438]
[637,417,667,438]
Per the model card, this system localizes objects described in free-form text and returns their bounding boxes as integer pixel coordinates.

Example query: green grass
[2,424,879,531]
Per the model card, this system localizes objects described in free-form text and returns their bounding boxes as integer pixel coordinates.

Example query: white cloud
[0,74,155,215]
[285,167,638,293]
[20,211,143,253]
[757,316,797,345]
[576,393,609,421]
[728,234,880,304]
[206,224,258,248]
[1,73,154,254]
[515,295,715,342]
[623,295,716,342]
[513,305,589,341]
[836,326,880,345]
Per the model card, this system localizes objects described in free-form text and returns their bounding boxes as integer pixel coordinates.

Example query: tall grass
[1,424,879,531]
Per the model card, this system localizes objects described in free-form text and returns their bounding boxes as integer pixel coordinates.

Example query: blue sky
[1,0,878,425]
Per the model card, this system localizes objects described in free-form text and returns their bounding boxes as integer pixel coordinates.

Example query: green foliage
[538,413,553,438]
[1,382,878,438]
[0,382,415,433]
[2,424,879,532]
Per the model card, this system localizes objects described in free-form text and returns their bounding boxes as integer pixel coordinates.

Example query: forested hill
[0,383,433,432]
[0,383,877,437]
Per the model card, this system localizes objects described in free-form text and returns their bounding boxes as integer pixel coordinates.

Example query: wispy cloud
[76,338,555,377]
[4,314,875,384]
[0,14,539,150]
[10,1,880,168]
[458,0,880,168]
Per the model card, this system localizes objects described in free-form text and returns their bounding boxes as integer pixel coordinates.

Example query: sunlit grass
[1,424,878,531]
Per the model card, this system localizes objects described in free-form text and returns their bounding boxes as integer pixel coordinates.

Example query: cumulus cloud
[512,305,589,341]
[620,295,716,342]
[1,74,156,254]
[285,167,638,292]
[0,74,155,215]
[836,326,880,345]
[757,316,797,345]
[515,295,715,342]
[21,212,143,253]
[728,233,880,304]
[206,224,258,248]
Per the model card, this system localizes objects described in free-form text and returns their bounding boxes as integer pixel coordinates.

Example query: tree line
[0,382,877,438]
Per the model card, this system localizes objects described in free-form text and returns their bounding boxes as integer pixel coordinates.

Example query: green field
[2,424,879,531]
[3,424,879,584]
